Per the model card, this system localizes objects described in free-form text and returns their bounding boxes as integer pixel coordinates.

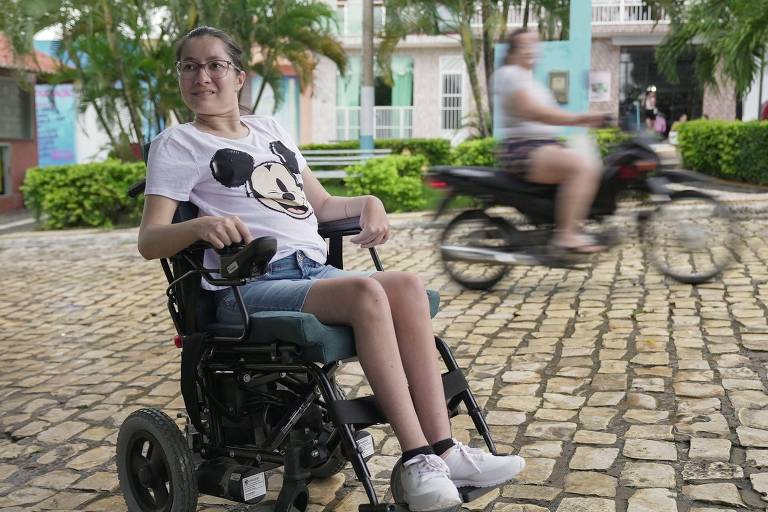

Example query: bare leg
[527,145,602,249]
[371,272,452,445]
[302,277,428,451]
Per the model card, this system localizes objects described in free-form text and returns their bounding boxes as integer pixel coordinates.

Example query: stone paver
[2,205,768,511]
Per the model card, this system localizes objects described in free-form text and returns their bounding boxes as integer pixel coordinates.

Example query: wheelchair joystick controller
[218,236,277,280]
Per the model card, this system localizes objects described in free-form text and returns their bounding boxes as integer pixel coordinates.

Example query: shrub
[375,138,452,165]
[678,120,768,184]
[450,138,497,167]
[22,160,145,229]
[345,154,428,212]
[594,128,632,158]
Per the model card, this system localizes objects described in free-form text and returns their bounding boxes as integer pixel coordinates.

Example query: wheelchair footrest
[358,504,409,512]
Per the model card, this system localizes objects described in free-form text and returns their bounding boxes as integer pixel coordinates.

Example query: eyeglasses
[176,59,239,79]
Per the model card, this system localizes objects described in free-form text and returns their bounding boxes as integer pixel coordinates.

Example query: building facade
[0,35,59,214]
[300,0,736,144]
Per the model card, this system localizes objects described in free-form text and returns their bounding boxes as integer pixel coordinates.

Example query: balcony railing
[336,106,414,141]
[592,0,668,24]
[470,1,668,27]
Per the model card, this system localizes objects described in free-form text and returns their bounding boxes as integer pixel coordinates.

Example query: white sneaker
[400,453,462,511]
[442,441,526,488]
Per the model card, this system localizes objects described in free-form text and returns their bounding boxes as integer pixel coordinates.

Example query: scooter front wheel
[641,190,736,284]
[440,210,514,290]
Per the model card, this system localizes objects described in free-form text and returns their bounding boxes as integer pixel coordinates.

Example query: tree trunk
[251,51,274,114]
[523,0,530,29]
[481,0,494,132]
[459,17,489,137]
[500,0,513,40]
[100,0,144,146]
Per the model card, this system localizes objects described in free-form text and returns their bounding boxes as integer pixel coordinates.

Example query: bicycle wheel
[440,210,513,290]
[642,190,735,284]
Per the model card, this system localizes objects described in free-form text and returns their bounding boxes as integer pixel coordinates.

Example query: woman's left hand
[350,196,391,248]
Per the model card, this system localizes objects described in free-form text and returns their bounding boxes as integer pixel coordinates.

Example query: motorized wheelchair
[116,153,509,512]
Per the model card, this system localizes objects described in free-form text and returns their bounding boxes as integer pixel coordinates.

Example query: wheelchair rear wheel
[117,408,197,512]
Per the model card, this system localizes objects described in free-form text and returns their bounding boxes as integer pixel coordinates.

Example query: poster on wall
[589,71,611,103]
[35,84,77,166]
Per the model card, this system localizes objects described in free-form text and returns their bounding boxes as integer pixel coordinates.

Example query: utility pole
[360,0,374,152]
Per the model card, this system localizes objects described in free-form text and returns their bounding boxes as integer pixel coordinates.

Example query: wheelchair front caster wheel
[389,458,462,512]
[117,408,197,512]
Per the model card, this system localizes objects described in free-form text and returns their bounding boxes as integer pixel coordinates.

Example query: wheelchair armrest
[317,216,361,238]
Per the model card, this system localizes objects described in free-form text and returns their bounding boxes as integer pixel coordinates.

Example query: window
[336,1,385,36]
[0,77,33,139]
[440,56,464,131]
[0,146,8,196]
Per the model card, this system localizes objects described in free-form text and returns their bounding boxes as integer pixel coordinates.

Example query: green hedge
[447,129,628,167]
[301,138,452,165]
[22,160,145,229]
[678,120,768,184]
[450,138,498,166]
[345,154,428,212]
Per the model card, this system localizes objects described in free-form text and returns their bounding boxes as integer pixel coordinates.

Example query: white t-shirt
[492,64,558,139]
[145,115,327,290]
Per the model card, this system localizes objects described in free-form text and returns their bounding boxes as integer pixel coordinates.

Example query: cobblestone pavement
[2,203,768,512]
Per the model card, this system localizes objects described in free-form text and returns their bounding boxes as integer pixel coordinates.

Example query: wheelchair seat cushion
[207,289,440,363]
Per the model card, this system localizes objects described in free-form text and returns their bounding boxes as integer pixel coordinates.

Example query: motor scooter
[428,134,736,290]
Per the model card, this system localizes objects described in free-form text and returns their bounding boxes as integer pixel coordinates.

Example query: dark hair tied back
[175,26,244,71]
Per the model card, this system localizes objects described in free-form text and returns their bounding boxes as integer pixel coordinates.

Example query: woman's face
[177,36,245,116]
[513,32,539,69]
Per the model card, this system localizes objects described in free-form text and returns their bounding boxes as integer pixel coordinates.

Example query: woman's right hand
[194,215,254,249]
[578,113,610,128]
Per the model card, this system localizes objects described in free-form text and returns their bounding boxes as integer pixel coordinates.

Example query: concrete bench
[302,148,392,179]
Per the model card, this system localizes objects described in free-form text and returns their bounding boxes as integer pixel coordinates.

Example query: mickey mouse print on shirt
[209,140,313,219]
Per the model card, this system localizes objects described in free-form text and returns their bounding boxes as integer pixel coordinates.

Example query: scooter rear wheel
[440,210,513,290]
[642,190,736,284]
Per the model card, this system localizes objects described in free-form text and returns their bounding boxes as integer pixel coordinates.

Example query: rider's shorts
[214,250,375,323]
[496,138,564,176]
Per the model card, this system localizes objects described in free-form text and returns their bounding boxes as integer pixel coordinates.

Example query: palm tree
[0,0,346,158]
[654,0,768,116]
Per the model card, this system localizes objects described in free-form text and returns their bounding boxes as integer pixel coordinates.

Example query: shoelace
[404,454,450,480]
[452,441,483,473]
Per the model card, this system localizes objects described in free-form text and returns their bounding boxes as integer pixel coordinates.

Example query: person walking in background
[644,86,657,132]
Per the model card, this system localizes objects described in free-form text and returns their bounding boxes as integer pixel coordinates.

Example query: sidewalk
[0,208,40,235]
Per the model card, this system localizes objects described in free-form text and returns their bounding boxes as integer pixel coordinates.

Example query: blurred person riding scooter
[492,28,607,254]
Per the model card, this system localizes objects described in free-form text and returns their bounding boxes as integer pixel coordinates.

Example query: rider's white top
[492,64,559,140]
[145,115,327,290]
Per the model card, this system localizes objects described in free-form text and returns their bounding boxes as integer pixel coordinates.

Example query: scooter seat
[431,166,558,197]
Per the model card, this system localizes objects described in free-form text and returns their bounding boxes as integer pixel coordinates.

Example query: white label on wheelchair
[357,433,375,459]
[242,472,267,501]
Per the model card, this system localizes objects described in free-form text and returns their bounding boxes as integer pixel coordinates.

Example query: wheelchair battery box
[197,457,268,504]
[219,236,277,280]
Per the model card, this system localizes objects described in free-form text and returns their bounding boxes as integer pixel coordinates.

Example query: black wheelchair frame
[117,152,503,512]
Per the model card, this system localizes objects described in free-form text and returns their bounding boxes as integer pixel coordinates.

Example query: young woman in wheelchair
[138,26,524,512]
[492,28,608,254]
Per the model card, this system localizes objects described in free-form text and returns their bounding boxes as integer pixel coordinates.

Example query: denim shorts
[214,251,375,324]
